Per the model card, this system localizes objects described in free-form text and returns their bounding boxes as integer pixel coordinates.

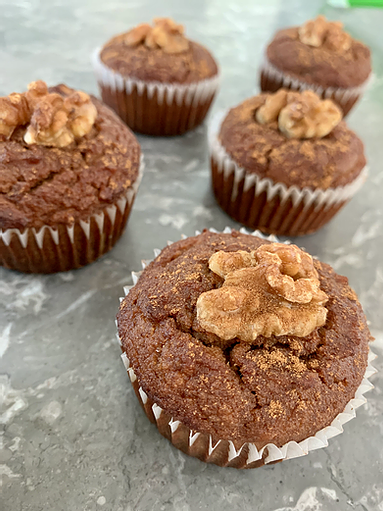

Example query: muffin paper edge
[117,227,377,468]
[92,48,220,106]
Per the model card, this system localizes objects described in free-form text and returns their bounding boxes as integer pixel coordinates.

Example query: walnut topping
[0,81,97,147]
[196,243,328,342]
[299,15,328,47]
[325,24,352,53]
[0,94,30,138]
[25,80,49,108]
[278,91,342,139]
[124,18,189,54]
[124,23,152,47]
[64,91,98,139]
[256,89,342,139]
[299,15,351,52]
[24,93,73,148]
[255,89,288,125]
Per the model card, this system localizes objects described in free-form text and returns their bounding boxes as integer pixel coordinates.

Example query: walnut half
[65,91,97,139]
[298,15,328,47]
[0,81,97,147]
[124,17,189,54]
[0,93,30,139]
[24,93,74,148]
[299,15,351,52]
[196,243,328,342]
[256,89,342,139]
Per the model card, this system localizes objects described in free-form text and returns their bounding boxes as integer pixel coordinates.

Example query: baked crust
[118,230,371,447]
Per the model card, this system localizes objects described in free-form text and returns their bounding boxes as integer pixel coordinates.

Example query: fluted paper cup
[92,48,220,136]
[117,227,376,469]
[209,111,368,237]
[259,56,370,116]
[0,156,144,274]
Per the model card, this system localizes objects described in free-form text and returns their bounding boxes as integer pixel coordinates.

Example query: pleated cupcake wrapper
[259,56,370,104]
[0,155,144,273]
[209,111,367,235]
[92,48,220,108]
[117,227,377,468]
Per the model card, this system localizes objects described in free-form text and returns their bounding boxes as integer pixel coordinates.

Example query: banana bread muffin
[210,89,367,236]
[0,81,142,273]
[260,16,371,115]
[93,17,219,136]
[117,230,373,468]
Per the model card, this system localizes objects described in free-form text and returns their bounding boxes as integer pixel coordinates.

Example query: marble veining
[1,0,382,510]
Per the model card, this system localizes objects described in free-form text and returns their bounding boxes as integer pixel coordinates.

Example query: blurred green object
[328,0,383,6]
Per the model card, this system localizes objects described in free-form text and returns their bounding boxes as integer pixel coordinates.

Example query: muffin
[93,18,219,136]
[210,89,367,237]
[0,80,143,273]
[117,229,375,468]
[260,16,372,116]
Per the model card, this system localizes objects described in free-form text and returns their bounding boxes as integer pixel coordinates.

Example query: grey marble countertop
[1,1,383,510]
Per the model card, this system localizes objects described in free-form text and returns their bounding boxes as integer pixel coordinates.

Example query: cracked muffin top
[0,82,141,230]
[117,230,371,448]
[219,90,366,190]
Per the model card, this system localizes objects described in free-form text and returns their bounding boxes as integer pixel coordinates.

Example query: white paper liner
[92,48,220,107]
[0,155,144,269]
[209,110,368,210]
[117,227,377,467]
[260,56,370,102]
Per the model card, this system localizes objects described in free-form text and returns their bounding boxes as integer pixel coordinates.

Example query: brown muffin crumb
[118,231,371,447]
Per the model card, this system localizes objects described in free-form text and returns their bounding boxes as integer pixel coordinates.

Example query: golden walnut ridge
[0,80,97,147]
[256,89,342,139]
[298,15,351,52]
[124,18,189,54]
[197,243,328,342]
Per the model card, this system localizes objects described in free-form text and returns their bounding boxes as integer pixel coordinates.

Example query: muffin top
[99,18,218,84]
[219,90,366,190]
[117,230,371,447]
[266,16,371,89]
[0,81,141,230]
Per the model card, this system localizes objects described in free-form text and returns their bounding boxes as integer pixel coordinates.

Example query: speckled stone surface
[1,1,382,510]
